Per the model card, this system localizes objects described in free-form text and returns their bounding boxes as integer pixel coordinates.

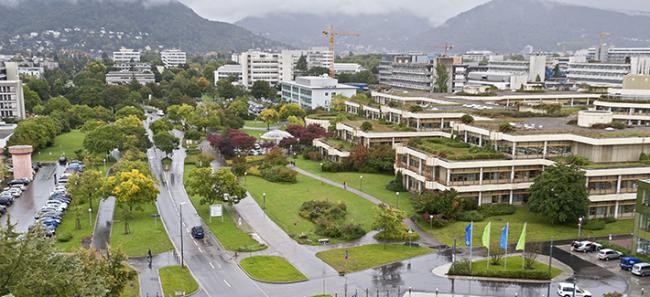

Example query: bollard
[642,288,645,295]
[366,288,369,297]
[436,288,439,296]
[515,293,518,297]
[409,287,412,297]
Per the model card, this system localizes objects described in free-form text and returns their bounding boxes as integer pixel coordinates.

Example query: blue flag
[500,223,509,250]
[465,223,472,247]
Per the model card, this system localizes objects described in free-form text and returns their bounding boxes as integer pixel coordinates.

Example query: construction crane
[433,43,454,57]
[322,25,359,77]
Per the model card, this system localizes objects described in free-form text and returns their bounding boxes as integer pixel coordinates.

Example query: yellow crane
[322,25,359,77]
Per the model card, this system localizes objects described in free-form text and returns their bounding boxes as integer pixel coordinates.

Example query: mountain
[0,0,281,54]
[236,11,433,53]
[416,0,650,53]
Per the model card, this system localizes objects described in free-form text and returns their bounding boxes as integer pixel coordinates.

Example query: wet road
[0,164,61,232]
[91,196,116,251]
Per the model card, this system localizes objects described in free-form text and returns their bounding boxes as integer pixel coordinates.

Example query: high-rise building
[0,62,26,119]
[112,48,141,63]
[213,64,243,86]
[160,49,187,67]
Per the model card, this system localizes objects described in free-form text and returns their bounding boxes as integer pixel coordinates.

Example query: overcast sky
[177,0,650,24]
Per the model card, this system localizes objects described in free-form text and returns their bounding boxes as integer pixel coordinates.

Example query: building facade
[281,76,357,109]
[634,180,650,255]
[112,48,141,63]
[106,71,155,85]
[0,62,26,119]
[160,49,187,67]
[214,64,243,85]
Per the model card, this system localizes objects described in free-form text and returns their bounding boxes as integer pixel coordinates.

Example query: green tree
[259,108,279,130]
[26,79,51,101]
[68,170,105,229]
[305,67,329,76]
[227,97,250,119]
[251,80,276,99]
[153,131,179,157]
[529,164,589,224]
[412,190,461,219]
[150,117,173,135]
[295,54,308,72]
[361,121,373,131]
[287,115,304,126]
[434,63,449,93]
[216,76,246,99]
[279,103,306,120]
[103,169,159,234]
[460,114,474,124]
[186,167,246,205]
[84,124,124,154]
[115,105,145,120]
[22,85,42,113]
[44,96,72,114]
[372,203,406,239]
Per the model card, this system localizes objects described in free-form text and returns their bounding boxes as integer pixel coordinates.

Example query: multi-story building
[305,47,334,69]
[105,70,155,85]
[633,180,650,255]
[588,47,650,63]
[113,63,151,72]
[17,66,44,79]
[0,62,26,119]
[568,56,650,88]
[461,50,494,62]
[333,63,364,74]
[487,55,546,82]
[595,74,650,126]
[378,53,434,92]
[280,76,357,110]
[160,49,187,67]
[112,48,141,63]
[214,64,243,85]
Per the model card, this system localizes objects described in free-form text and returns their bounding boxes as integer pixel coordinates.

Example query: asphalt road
[91,196,115,251]
[1,163,60,232]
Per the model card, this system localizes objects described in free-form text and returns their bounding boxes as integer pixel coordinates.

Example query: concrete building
[378,53,435,92]
[160,49,187,67]
[105,70,155,85]
[0,62,26,119]
[333,63,364,74]
[461,50,494,62]
[568,56,650,88]
[214,64,243,85]
[113,63,151,72]
[633,180,650,255]
[304,47,334,69]
[17,66,44,79]
[281,76,357,110]
[112,48,141,63]
[588,47,650,63]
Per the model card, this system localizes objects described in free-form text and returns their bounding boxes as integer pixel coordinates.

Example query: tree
[460,114,474,124]
[372,203,406,239]
[287,115,304,126]
[216,76,246,99]
[331,94,348,112]
[347,144,369,171]
[529,164,589,224]
[185,167,246,205]
[153,131,179,157]
[84,124,124,154]
[305,67,329,76]
[44,96,72,114]
[26,78,50,101]
[295,54,308,72]
[227,98,249,119]
[259,108,279,130]
[279,103,306,120]
[67,170,105,229]
[434,63,449,93]
[251,80,276,99]
[535,74,541,82]
[149,117,173,135]
[498,122,515,133]
[553,64,561,78]
[103,169,158,234]
[361,121,373,131]
[22,85,42,113]
[412,190,461,219]
[115,105,145,120]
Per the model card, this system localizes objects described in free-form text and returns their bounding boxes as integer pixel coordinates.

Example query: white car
[632,262,650,277]
[45,200,67,211]
[557,282,591,297]
[597,248,623,260]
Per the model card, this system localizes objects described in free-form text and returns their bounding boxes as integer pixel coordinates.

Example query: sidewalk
[90,196,116,251]
[129,251,178,297]
[290,166,443,247]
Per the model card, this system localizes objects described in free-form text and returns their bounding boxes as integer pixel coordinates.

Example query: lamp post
[429,214,434,229]
[578,217,583,240]
[407,229,414,269]
[396,192,400,209]
[88,208,92,227]
[179,202,186,268]
[103,158,107,173]
[244,172,247,185]
[262,193,266,210]
[359,175,364,191]
[320,162,323,172]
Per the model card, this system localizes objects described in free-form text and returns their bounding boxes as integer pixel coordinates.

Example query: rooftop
[322,137,354,151]
[342,120,415,133]
[410,138,507,161]
[471,117,650,138]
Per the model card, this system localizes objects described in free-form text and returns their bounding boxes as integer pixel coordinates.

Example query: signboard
[210,204,223,217]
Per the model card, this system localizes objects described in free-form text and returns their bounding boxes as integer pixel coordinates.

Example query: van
[632,262,650,276]
[620,257,642,270]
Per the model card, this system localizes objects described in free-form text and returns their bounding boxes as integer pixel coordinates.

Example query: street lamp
[396,192,400,209]
[320,162,323,172]
[429,214,434,229]
[103,158,107,173]
[244,172,247,185]
[88,208,92,227]
[407,229,414,269]
[262,193,266,210]
[578,217,584,240]
[359,175,364,191]
[179,202,186,268]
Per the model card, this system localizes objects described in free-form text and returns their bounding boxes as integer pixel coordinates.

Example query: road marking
[209,262,215,269]
[198,247,203,253]
[217,262,222,268]
[223,280,232,287]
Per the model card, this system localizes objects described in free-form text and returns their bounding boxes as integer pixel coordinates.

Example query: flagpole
[504,222,508,269]
[469,221,473,275]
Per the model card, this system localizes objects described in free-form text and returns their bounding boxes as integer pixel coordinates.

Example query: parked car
[0,196,13,206]
[620,257,642,270]
[58,156,67,165]
[8,179,28,186]
[556,282,591,297]
[10,184,26,191]
[598,249,623,260]
[191,226,205,239]
[0,205,6,215]
[572,241,601,253]
[632,262,650,276]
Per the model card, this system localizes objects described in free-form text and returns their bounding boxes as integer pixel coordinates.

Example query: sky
[177,0,650,24]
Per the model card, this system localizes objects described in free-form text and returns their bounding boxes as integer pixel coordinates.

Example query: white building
[112,48,141,63]
[160,49,187,67]
[305,47,334,69]
[487,55,546,82]
[17,66,44,79]
[588,47,650,63]
[0,62,26,119]
[466,71,528,90]
[334,63,364,74]
[281,76,357,109]
[214,64,243,85]
[106,70,155,85]
[462,50,494,62]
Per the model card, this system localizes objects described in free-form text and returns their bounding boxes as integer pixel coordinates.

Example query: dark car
[621,257,642,270]
[191,226,205,239]
[8,179,28,186]
[0,196,13,206]
[0,205,6,215]
[58,156,67,165]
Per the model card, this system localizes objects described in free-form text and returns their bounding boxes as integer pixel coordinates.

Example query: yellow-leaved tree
[103,169,158,234]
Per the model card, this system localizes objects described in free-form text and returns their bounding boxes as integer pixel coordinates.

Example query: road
[91,196,115,251]
[1,163,60,232]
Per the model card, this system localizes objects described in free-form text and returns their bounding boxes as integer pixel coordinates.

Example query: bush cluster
[457,210,484,222]
[375,227,421,241]
[321,161,352,172]
[448,260,551,280]
[478,203,516,216]
[261,166,297,183]
[299,200,365,240]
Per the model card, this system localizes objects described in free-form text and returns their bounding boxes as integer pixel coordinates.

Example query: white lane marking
[223,280,232,287]
[198,247,203,253]
[209,262,215,269]
[217,262,222,269]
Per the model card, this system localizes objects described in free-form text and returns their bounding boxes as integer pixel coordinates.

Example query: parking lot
[0,163,64,232]
[558,244,650,296]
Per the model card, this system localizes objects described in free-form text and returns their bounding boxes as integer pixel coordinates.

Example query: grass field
[245,174,377,244]
[316,244,432,273]
[33,130,86,162]
[294,158,415,214]
[468,256,562,279]
[244,120,270,129]
[159,266,199,297]
[183,164,265,252]
[239,256,307,283]
[110,202,173,257]
[54,200,98,252]
[424,207,634,246]
[243,128,265,140]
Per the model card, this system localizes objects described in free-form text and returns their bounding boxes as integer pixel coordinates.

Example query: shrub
[305,151,322,161]
[498,122,515,133]
[478,204,516,217]
[385,171,405,192]
[321,161,351,172]
[375,226,421,241]
[299,200,347,221]
[339,223,366,240]
[57,233,73,243]
[361,121,373,131]
[185,128,201,140]
[315,219,342,238]
[457,210,484,222]
[448,259,471,275]
[459,197,478,211]
[460,114,474,124]
[582,219,605,230]
[603,217,616,224]
[408,105,423,112]
[448,268,551,280]
[261,166,297,183]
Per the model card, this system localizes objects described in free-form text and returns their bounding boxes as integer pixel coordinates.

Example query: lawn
[243,128,265,140]
[111,202,173,257]
[316,244,432,273]
[183,164,266,252]
[244,120,270,129]
[463,256,562,279]
[54,200,98,252]
[294,157,415,214]
[239,256,307,283]
[424,207,634,246]
[245,174,377,244]
[159,266,199,297]
[33,130,86,162]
